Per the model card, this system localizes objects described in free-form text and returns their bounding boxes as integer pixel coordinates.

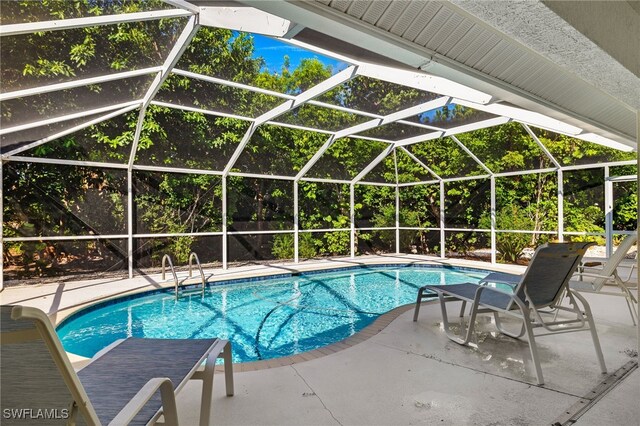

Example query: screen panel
[404,104,499,129]
[299,181,350,231]
[2,238,127,282]
[399,184,440,228]
[134,236,222,270]
[0,0,175,25]
[234,125,328,176]
[1,18,186,92]
[531,126,635,166]
[135,106,249,170]
[305,138,390,181]
[1,75,152,130]
[355,184,395,228]
[19,109,138,163]
[407,137,486,178]
[133,171,223,235]
[444,179,491,228]
[272,103,371,132]
[456,122,552,172]
[3,163,127,238]
[398,230,441,256]
[227,177,294,232]
[156,75,285,118]
[315,75,441,115]
[175,28,351,95]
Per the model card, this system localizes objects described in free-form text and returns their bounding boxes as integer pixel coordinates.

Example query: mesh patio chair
[569,232,638,325]
[0,305,234,425]
[412,242,607,385]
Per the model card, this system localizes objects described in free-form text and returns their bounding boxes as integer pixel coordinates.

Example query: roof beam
[0,9,193,36]
[162,0,200,14]
[357,62,492,105]
[453,99,582,135]
[199,6,292,37]
[0,67,163,102]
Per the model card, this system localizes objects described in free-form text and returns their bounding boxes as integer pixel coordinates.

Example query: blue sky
[251,33,348,75]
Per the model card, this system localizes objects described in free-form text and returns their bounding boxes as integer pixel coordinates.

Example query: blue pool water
[57,265,495,363]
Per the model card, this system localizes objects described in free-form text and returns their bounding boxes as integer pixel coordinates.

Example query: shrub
[480,205,535,263]
[272,233,317,259]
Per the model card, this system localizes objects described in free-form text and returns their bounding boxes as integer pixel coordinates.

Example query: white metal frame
[0,5,636,290]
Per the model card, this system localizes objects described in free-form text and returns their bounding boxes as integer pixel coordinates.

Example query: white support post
[490,176,497,264]
[294,181,299,263]
[604,166,613,258]
[222,176,228,269]
[350,183,355,258]
[440,180,446,259]
[127,169,134,278]
[394,149,400,254]
[1,161,3,291]
[557,169,564,242]
[636,109,639,356]
[124,15,199,274]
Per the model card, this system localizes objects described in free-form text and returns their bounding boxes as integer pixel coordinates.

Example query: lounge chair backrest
[512,242,594,309]
[0,305,98,425]
[592,231,638,290]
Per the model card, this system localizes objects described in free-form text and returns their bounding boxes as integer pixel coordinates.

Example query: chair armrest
[108,377,178,426]
[573,271,613,281]
[479,272,520,287]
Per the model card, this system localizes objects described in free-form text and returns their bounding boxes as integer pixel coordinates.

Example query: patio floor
[1,255,638,425]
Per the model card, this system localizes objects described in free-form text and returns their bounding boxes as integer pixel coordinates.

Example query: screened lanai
[1,0,637,290]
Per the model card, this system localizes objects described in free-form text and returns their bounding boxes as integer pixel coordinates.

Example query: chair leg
[199,352,216,426]
[438,294,476,345]
[624,296,637,326]
[521,311,544,385]
[413,287,425,322]
[572,291,607,374]
[222,342,235,397]
[458,301,467,318]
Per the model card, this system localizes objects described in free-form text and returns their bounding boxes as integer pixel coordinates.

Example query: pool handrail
[161,254,179,299]
[188,252,206,297]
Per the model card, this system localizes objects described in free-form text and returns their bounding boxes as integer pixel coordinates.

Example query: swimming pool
[57,265,500,363]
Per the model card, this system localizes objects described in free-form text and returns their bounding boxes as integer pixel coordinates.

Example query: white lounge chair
[413,242,606,385]
[1,304,234,425]
[569,232,638,325]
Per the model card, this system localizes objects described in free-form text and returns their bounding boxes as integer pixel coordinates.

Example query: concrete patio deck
[1,255,638,425]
